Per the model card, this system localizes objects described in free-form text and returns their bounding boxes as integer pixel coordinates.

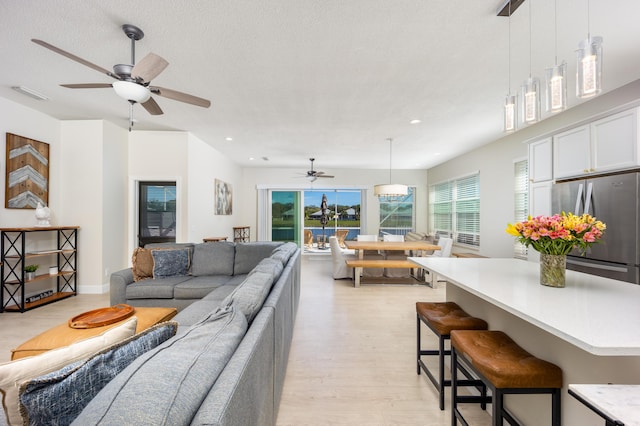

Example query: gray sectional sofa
[74,241,301,425]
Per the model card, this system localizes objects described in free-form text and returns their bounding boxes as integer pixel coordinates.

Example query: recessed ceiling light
[12,86,49,101]
[248,157,255,161]
[410,119,421,124]
[225,137,233,141]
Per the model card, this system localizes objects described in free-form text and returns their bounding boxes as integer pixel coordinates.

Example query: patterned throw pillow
[151,248,190,278]
[18,321,178,425]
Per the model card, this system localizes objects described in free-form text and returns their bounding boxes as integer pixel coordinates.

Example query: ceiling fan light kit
[112,80,151,103]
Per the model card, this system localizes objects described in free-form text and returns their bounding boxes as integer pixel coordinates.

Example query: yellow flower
[505,223,520,237]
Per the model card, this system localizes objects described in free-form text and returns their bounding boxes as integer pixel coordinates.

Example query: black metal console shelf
[1,226,79,312]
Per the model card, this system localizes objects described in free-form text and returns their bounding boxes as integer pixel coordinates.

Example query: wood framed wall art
[5,133,49,209]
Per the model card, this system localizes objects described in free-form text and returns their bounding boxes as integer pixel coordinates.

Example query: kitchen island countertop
[408,257,640,356]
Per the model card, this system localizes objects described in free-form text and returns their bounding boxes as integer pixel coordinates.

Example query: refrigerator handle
[574,183,584,214]
[584,182,593,215]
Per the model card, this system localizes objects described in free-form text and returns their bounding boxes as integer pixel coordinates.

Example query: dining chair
[335,229,349,248]
[355,234,384,277]
[329,236,356,279]
[382,234,411,278]
[304,229,313,249]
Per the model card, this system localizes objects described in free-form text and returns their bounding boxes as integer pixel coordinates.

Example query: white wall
[427,79,640,258]
[240,167,429,239]
[128,131,189,250]
[59,120,128,293]
[187,133,243,242]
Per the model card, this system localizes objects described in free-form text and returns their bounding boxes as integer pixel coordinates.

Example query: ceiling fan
[303,158,334,182]
[31,24,211,130]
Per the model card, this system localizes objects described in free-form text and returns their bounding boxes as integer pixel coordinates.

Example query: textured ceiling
[1,0,639,171]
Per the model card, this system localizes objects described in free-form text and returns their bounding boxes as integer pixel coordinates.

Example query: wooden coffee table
[10,306,177,360]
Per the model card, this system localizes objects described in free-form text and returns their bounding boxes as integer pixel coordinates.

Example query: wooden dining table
[344,240,441,260]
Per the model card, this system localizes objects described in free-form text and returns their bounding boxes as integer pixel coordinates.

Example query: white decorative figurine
[35,202,51,226]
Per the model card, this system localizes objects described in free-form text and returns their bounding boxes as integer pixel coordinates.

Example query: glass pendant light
[504,2,516,133]
[521,0,540,124]
[545,0,567,113]
[576,0,603,98]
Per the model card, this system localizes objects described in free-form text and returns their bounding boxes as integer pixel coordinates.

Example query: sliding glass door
[304,190,361,244]
[272,191,302,244]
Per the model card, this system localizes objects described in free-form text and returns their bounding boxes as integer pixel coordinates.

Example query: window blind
[429,173,480,247]
[513,160,529,258]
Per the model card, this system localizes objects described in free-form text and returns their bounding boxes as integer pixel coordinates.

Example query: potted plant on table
[24,264,39,281]
[506,212,606,287]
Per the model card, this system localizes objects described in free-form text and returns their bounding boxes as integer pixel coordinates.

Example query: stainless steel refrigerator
[551,172,640,284]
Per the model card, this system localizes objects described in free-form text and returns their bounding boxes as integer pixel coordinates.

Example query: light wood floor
[0,255,491,425]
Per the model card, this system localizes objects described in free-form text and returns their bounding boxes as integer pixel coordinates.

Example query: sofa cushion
[233,242,283,275]
[172,300,222,326]
[173,275,234,300]
[251,258,284,283]
[152,248,190,278]
[125,275,192,300]
[222,271,274,323]
[0,317,137,426]
[191,242,235,276]
[71,306,247,426]
[18,321,177,426]
[270,242,298,265]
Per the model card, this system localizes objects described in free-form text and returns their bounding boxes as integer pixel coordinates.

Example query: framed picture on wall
[5,133,49,209]
[215,179,232,215]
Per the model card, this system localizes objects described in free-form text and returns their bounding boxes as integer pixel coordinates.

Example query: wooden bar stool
[416,302,489,410]
[451,330,563,426]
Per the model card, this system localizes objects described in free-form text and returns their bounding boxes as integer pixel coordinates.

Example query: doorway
[138,181,177,247]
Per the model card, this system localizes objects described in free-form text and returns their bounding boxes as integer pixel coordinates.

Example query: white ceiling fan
[31,24,211,130]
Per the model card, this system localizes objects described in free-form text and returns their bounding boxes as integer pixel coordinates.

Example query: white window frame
[428,172,480,247]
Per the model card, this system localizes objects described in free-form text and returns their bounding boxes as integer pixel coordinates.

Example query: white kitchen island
[409,257,640,425]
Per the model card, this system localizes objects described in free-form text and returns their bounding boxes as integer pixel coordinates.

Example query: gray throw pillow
[19,322,178,425]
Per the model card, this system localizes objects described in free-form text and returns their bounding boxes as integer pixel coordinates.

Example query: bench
[345,259,420,287]
[452,252,487,258]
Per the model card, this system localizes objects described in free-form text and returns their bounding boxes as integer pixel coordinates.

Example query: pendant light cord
[554,0,558,65]
[507,1,511,94]
[387,138,393,184]
[587,0,591,39]
[528,0,533,79]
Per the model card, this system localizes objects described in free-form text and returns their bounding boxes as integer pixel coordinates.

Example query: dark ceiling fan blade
[316,174,335,178]
[150,86,211,108]
[31,39,118,79]
[141,97,164,115]
[60,83,113,89]
[131,53,169,82]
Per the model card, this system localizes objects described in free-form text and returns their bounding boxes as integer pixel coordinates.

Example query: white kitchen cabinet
[591,108,640,173]
[529,181,552,217]
[528,137,553,182]
[553,125,591,179]
[554,108,640,179]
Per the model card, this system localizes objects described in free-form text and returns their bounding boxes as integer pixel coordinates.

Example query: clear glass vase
[540,253,566,288]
